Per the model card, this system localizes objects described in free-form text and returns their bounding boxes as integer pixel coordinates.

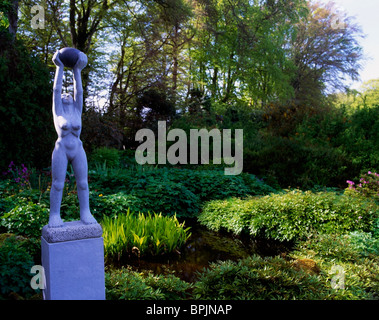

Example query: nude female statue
[49,49,97,227]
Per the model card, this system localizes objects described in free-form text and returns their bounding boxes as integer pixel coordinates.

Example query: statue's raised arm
[73,52,87,114]
[52,51,64,120]
[49,48,97,228]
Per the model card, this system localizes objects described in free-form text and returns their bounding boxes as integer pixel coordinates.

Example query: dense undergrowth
[0,163,378,300]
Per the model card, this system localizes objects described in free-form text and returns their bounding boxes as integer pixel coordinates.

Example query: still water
[119,221,292,282]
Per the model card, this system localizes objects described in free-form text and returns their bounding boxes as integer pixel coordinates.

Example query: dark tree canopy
[0,0,369,182]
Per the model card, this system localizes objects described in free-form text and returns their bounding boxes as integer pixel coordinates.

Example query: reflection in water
[112,221,292,282]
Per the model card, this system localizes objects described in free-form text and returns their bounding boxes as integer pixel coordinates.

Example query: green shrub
[339,105,379,172]
[373,218,379,239]
[90,192,144,219]
[89,168,202,217]
[143,272,192,300]
[89,167,274,217]
[105,267,192,300]
[199,190,378,241]
[105,267,165,300]
[89,167,275,199]
[243,134,352,189]
[192,255,344,300]
[1,202,49,238]
[59,192,79,221]
[347,231,379,257]
[0,194,27,215]
[249,191,377,241]
[293,233,368,264]
[131,179,200,218]
[0,235,35,299]
[102,210,191,261]
[199,197,256,234]
[0,179,49,214]
[292,233,379,299]
[0,37,55,170]
[167,169,266,201]
[346,171,379,202]
[90,147,121,168]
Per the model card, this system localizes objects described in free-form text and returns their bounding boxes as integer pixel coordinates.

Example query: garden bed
[0,166,378,300]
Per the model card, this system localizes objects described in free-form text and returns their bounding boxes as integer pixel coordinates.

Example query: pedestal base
[41,233,105,300]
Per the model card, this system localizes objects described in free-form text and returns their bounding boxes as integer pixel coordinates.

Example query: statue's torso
[54,103,82,157]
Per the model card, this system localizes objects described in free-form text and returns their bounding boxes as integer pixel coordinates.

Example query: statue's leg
[49,146,67,227]
[72,145,97,225]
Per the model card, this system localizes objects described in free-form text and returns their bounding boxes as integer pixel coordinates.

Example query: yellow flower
[99,194,103,197]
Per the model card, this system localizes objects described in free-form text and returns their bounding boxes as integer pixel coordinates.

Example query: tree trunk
[8,0,19,40]
[171,24,179,103]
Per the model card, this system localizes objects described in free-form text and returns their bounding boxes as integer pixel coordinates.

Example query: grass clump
[102,210,191,261]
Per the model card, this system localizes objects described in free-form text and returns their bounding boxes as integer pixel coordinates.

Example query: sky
[319,0,379,90]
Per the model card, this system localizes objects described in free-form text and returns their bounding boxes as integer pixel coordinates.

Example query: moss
[292,258,320,275]
[0,233,15,244]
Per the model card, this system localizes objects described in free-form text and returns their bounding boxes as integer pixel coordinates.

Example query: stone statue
[49,48,97,228]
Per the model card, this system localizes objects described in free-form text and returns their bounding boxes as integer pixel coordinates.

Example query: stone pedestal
[41,221,105,300]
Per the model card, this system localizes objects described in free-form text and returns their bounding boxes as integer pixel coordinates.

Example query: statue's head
[62,93,73,105]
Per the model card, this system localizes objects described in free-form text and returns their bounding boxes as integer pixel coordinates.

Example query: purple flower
[368,171,372,175]
[346,180,355,186]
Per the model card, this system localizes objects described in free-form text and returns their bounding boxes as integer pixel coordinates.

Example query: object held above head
[58,47,80,68]
[55,47,87,71]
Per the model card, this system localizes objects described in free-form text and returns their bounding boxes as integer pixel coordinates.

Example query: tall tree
[290,1,364,104]
[188,0,307,107]
[0,8,54,169]
[154,0,194,103]
[19,0,119,103]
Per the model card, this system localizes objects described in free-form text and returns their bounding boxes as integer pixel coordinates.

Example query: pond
[114,220,293,282]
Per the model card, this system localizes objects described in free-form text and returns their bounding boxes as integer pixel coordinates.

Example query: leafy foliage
[0,235,35,299]
[193,231,379,300]
[1,201,49,238]
[91,166,273,196]
[346,171,379,202]
[129,176,200,218]
[0,35,54,170]
[192,255,343,300]
[105,266,192,300]
[90,192,144,220]
[199,190,379,241]
[292,232,379,299]
[90,147,121,168]
[89,166,275,217]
